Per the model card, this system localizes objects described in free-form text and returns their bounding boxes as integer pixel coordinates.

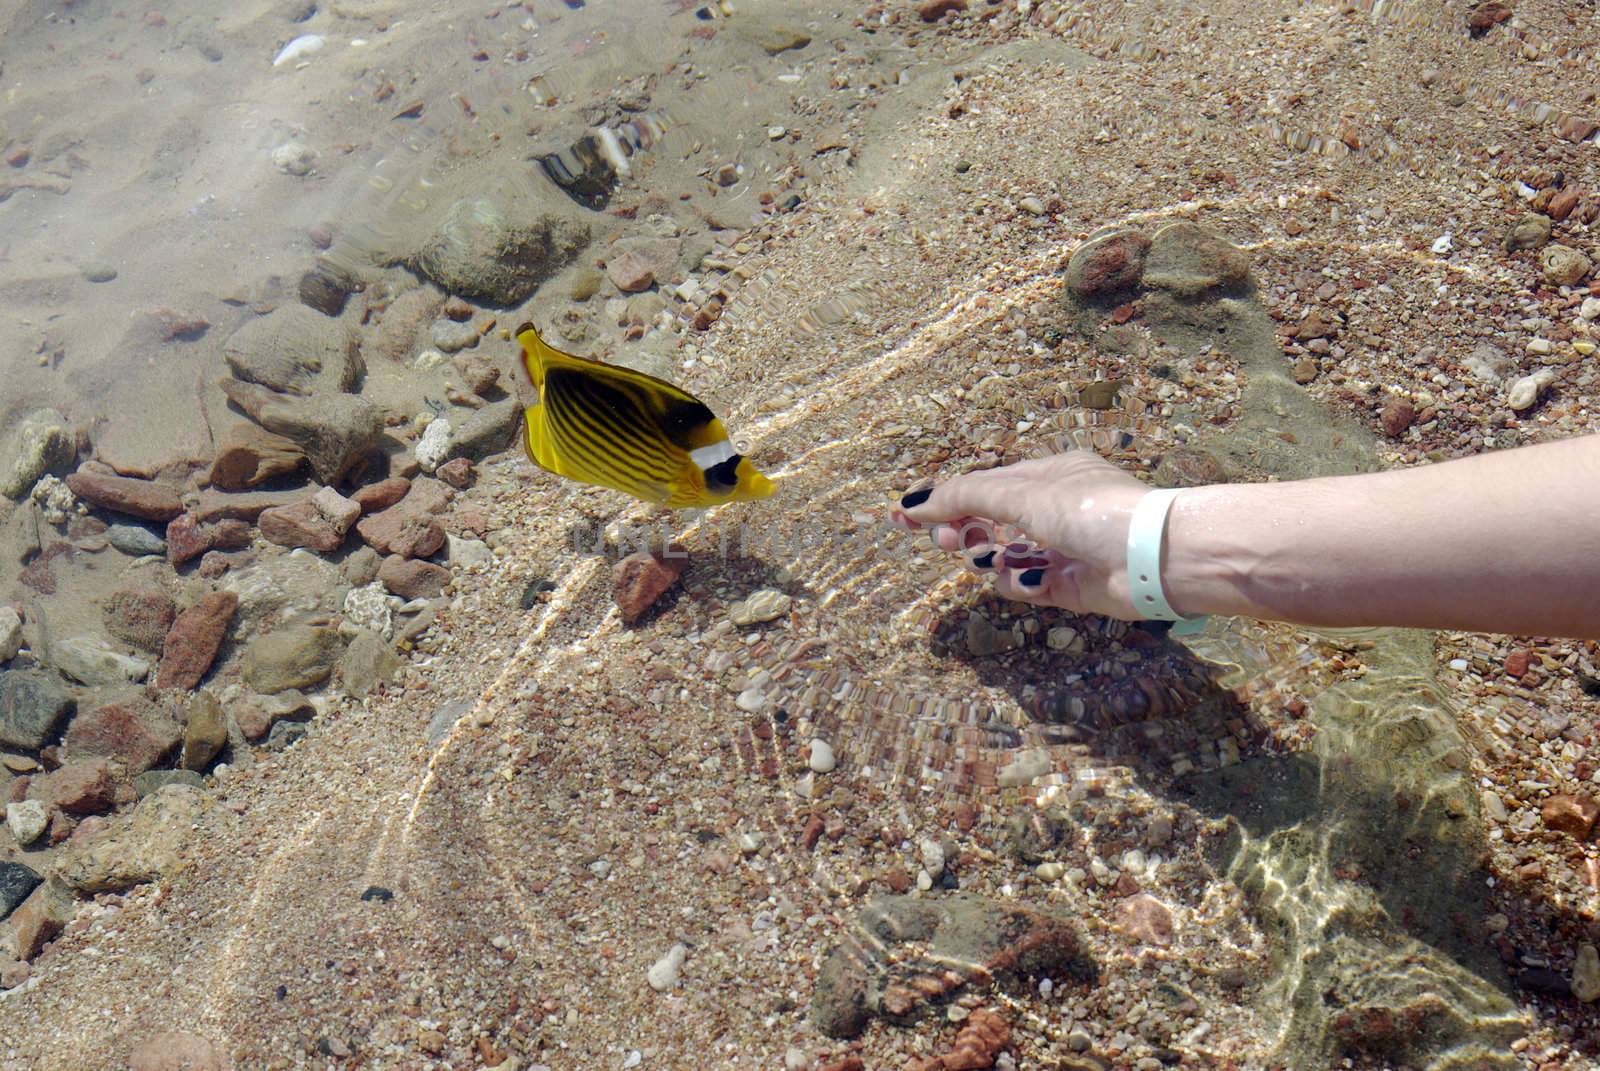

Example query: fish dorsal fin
[514,321,709,408]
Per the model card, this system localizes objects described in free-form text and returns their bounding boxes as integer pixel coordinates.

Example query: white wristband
[1126,488,1207,636]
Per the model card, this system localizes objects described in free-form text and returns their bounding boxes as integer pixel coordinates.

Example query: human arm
[894,435,1600,639]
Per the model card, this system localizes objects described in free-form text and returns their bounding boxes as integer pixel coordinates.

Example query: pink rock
[167,514,251,565]
[354,477,453,558]
[606,250,656,293]
[191,488,304,523]
[65,470,183,522]
[612,545,688,625]
[1064,231,1150,299]
[1379,400,1415,438]
[129,1032,226,1071]
[352,477,411,513]
[156,590,239,690]
[436,457,473,489]
[1116,893,1175,947]
[258,487,359,553]
[34,759,116,815]
[62,699,181,774]
[377,555,451,600]
[7,889,63,961]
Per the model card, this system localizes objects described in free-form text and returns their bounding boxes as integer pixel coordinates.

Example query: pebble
[271,142,316,176]
[415,418,452,472]
[919,837,946,881]
[1430,234,1453,255]
[728,589,791,626]
[1580,296,1600,321]
[447,533,493,568]
[735,832,763,855]
[414,349,449,372]
[808,739,836,773]
[6,800,46,846]
[1540,244,1591,287]
[735,687,767,713]
[1507,369,1554,411]
[1448,658,1469,671]
[105,524,166,556]
[81,263,117,283]
[1573,943,1600,1003]
[767,126,787,140]
[431,318,480,353]
[784,1047,813,1071]
[54,635,149,686]
[272,33,324,67]
[1035,861,1065,882]
[1046,626,1079,651]
[0,607,20,663]
[1018,196,1046,216]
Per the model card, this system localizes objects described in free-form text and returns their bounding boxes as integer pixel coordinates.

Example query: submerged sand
[1,0,1599,1069]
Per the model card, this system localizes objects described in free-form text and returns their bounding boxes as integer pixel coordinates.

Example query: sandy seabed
[1,1,1600,1069]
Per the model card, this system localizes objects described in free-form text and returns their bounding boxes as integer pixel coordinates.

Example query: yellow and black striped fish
[513,322,776,508]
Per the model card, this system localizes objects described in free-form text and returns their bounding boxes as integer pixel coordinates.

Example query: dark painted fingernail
[899,487,932,509]
[971,550,996,569]
[1019,567,1045,588]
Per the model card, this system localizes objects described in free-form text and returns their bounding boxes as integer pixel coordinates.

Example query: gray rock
[52,635,150,686]
[298,265,357,317]
[403,196,591,307]
[0,861,42,918]
[265,718,308,750]
[1140,222,1253,298]
[0,409,75,501]
[0,669,75,748]
[1005,805,1074,863]
[430,319,480,353]
[1503,213,1553,252]
[222,552,343,638]
[449,398,522,461]
[80,263,118,283]
[132,769,206,798]
[338,628,399,698]
[180,691,227,771]
[221,380,385,484]
[105,523,167,557]
[241,624,344,693]
[224,303,363,396]
[340,545,381,586]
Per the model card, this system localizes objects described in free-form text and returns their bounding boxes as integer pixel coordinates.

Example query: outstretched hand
[892,451,1157,621]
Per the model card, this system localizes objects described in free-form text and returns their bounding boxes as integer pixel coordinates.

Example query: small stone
[53,635,149,686]
[431,318,480,353]
[259,487,360,553]
[64,470,183,522]
[1503,213,1553,252]
[919,837,946,881]
[1035,861,1065,882]
[1573,943,1600,1003]
[6,801,47,846]
[0,669,75,749]
[1064,230,1149,300]
[1540,244,1592,287]
[105,524,167,557]
[1379,400,1415,438]
[442,296,473,321]
[378,555,451,600]
[1431,234,1453,256]
[436,457,473,489]
[1018,196,1046,216]
[0,608,21,663]
[1291,358,1318,384]
[613,545,689,625]
[1507,370,1554,412]
[414,419,452,474]
[1541,794,1600,839]
[607,251,657,293]
[1547,189,1580,221]
[339,628,400,698]
[1045,626,1078,651]
[1117,893,1175,946]
[36,759,116,815]
[241,625,344,693]
[166,514,252,565]
[353,477,411,513]
[103,586,181,655]
[446,534,493,568]
[808,739,836,773]
[63,699,181,773]
[728,588,791,626]
[181,691,227,771]
[647,942,688,991]
[156,591,239,690]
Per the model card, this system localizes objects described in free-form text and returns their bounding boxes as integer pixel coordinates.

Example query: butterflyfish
[513,322,777,508]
